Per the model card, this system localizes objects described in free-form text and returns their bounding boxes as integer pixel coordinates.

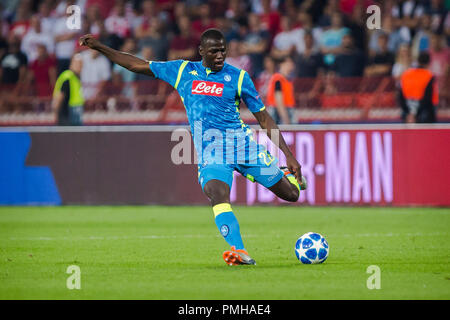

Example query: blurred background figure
[168,15,198,60]
[365,33,395,77]
[0,34,28,112]
[53,3,79,74]
[399,52,438,123]
[241,13,270,77]
[225,39,252,74]
[21,14,54,64]
[0,0,448,124]
[52,53,84,125]
[80,47,111,101]
[28,43,57,99]
[332,33,365,78]
[266,56,296,124]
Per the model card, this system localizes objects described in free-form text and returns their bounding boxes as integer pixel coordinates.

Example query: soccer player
[79,29,306,266]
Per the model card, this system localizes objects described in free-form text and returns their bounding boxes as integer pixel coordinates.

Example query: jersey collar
[200,60,224,76]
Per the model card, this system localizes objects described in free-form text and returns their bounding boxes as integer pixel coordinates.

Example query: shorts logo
[192,80,224,96]
[220,224,229,237]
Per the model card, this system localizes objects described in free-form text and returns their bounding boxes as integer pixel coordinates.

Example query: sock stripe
[213,203,232,217]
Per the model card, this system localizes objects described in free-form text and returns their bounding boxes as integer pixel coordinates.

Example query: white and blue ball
[295,232,329,264]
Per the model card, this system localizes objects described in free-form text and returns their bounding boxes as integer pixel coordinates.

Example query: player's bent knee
[204,180,230,204]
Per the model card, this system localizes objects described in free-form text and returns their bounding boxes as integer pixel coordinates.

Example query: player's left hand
[286,155,304,188]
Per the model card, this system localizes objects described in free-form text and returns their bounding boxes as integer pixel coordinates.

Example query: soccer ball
[295,232,329,264]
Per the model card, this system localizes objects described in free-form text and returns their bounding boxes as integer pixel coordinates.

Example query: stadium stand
[0,0,449,125]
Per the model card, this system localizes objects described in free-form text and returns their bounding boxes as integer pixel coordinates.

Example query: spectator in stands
[412,14,434,60]
[21,15,54,64]
[192,3,217,39]
[258,0,281,39]
[29,43,57,97]
[133,0,159,40]
[9,1,31,40]
[368,15,411,55]
[135,46,155,81]
[320,12,350,68]
[85,4,104,37]
[52,53,84,125]
[225,0,247,20]
[80,48,111,100]
[168,15,198,60]
[257,55,276,104]
[113,38,137,98]
[364,33,395,77]
[225,40,252,73]
[37,1,56,34]
[241,13,270,77]
[105,0,132,40]
[391,0,425,31]
[295,30,324,78]
[392,43,412,82]
[316,0,338,28]
[332,33,365,77]
[270,16,297,60]
[266,56,296,124]
[345,0,367,52]
[215,16,240,43]
[137,18,169,61]
[398,52,437,123]
[53,5,79,74]
[426,0,448,34]
[0,34,27,87]
[428,32,450,87]
[292,11,322,56]
[0,34,28,111]
[86,0,114,20]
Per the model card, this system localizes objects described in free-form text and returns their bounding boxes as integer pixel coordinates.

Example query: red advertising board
[2,125,449,206]
[229,127,450,206]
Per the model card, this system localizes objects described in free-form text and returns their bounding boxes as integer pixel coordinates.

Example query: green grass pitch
[0,206,449,300]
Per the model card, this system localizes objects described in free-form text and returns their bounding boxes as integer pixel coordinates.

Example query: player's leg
[199,165,255,265]
[203,179,245,251]
[268,173,300,202]
[239,155,302,203]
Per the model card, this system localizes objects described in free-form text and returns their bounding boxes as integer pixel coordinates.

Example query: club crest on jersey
[192,80,224,97]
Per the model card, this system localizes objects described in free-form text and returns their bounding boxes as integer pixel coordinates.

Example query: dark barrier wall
[1,125,449,206]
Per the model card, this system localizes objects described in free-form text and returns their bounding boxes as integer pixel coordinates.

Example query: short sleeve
[240,71,265,113]
[149,60,184,87]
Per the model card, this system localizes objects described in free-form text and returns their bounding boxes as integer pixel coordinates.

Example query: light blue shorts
[198,152,284,191]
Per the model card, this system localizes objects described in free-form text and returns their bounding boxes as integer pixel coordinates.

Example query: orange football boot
[223,246,256,265]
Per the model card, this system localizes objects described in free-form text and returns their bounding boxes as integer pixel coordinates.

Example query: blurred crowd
[0,0,449,113]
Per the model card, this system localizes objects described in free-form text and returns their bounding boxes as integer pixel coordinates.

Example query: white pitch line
[4,232,448,241]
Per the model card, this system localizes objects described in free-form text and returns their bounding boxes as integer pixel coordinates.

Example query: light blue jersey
[149,60,283,190]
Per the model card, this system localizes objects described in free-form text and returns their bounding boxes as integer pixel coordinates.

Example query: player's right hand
[79,34,99,49]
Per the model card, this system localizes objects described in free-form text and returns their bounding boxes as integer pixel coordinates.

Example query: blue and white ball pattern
[295,232,329,264]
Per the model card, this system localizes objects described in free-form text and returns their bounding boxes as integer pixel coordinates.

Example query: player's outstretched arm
[79,34,154,77]
[253,109,304,186]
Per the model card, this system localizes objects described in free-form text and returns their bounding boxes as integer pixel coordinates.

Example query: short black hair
[418,51,430,66]
[200,28,225,47]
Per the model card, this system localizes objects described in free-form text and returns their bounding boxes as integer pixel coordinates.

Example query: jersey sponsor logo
[192,80,224,96]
